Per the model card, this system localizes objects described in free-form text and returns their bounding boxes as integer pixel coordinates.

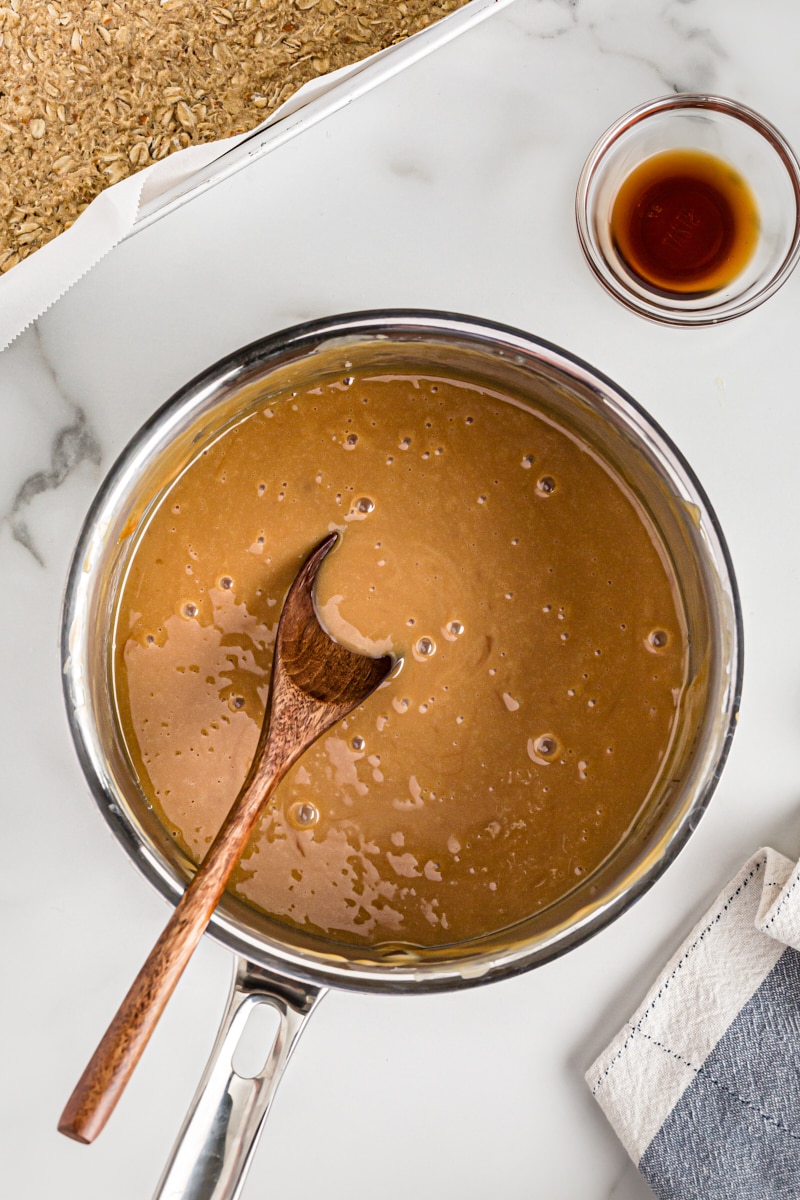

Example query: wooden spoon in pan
[59,531,394,1144]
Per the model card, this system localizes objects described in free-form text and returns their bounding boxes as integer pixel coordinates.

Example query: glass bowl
[576,94,800,325]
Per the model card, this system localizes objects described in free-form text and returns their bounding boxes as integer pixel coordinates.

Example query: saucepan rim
[60,309,743,993]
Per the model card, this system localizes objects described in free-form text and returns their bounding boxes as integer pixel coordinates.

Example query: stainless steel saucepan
[60,311,742,1199]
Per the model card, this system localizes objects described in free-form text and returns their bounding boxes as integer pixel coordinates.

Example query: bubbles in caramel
[112,368,688,949]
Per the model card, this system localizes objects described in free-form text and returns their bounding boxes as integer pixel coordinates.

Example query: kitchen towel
[587,847,800,1200]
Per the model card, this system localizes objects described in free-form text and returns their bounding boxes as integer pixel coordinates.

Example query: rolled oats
[0,0,469,272]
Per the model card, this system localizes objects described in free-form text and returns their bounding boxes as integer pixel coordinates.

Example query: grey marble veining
[1,331,104,573]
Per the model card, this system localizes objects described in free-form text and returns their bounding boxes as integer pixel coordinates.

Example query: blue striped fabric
[639,947,800,1199]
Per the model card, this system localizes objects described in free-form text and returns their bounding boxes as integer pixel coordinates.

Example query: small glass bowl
[576,94,800,325]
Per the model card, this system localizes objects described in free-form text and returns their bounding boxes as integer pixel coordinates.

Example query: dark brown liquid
[610,149,759,296]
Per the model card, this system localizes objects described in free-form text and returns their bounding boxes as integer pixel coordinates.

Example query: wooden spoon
[59,531,393,1144]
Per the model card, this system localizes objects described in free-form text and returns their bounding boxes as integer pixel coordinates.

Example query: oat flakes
[0,0,469,272]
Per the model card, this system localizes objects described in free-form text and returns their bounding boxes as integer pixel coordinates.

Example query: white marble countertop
[5,1,800,1196]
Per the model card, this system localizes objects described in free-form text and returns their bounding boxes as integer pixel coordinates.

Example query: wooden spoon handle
[58,767,278,1145]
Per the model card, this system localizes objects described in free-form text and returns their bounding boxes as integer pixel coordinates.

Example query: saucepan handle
[153,957,326,1200]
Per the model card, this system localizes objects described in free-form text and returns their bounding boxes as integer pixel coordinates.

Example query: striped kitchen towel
[587,848,800,1200]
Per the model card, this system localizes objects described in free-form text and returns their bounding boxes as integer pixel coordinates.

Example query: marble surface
[4,0,800,1196]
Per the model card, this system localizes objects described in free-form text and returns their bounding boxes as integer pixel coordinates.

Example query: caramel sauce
[610,149,759,295]
[112,370,688,949]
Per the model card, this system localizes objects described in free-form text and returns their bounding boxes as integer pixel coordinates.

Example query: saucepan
[61,311,742,1199]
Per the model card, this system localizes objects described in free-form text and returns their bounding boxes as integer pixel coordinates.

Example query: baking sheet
[0,0,512,351]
